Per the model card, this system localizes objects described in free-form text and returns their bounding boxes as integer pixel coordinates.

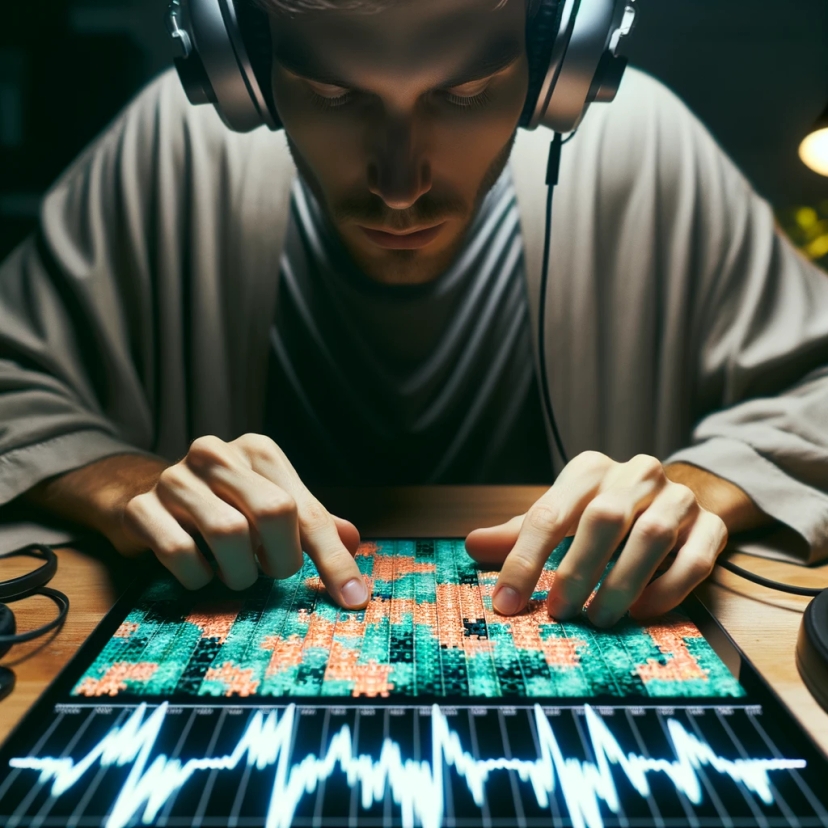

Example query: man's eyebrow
[275,35,523,90]
[440,37,523,87]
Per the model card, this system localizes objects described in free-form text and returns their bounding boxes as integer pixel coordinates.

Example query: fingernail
[493,586,522,616]
[340,577,369,608]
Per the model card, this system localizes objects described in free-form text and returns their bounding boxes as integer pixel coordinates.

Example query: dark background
[1,0,827,263]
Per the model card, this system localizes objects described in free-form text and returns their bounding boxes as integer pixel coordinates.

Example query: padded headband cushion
[519,0,564,128]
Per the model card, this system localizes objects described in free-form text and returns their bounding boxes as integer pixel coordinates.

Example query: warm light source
[800,104,828,177]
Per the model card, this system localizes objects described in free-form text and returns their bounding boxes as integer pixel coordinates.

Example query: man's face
[269,0,529,285]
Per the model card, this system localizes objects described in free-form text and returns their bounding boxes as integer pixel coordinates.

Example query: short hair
[250,0,542,17]
[235,0,544,122]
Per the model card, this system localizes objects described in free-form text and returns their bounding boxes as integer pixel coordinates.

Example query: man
[1,0,827,628]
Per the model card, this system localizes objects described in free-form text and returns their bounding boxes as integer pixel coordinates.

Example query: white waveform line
[9,702,806,828]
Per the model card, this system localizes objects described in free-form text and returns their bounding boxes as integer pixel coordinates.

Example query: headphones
[0,545,70,700]
[166,0,638,135]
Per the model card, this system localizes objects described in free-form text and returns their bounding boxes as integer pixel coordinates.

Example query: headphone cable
[539,132,570,468]
[538,133,822,601]
[717,558,824,597]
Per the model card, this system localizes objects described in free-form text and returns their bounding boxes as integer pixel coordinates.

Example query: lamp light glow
[800,127,828,177]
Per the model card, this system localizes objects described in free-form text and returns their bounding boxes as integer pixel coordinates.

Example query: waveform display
[5,702,813,828]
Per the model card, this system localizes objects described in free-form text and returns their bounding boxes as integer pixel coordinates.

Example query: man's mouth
[358,223,446,250]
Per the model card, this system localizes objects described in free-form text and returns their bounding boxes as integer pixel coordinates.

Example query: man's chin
[341,222,470,286]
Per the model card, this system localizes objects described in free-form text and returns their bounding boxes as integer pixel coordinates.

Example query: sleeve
[0,72,190,510]
[651,79,828,559]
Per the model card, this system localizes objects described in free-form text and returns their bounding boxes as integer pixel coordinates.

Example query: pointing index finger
[295,494,371,610]
[492,457,608,615]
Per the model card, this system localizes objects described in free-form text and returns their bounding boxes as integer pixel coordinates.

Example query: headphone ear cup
[520,0,565,129]
[234,0,283,130]
[171,0,281,133]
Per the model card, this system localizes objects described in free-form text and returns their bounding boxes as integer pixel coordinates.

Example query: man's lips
[359,223,446,250]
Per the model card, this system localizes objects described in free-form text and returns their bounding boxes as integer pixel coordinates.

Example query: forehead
[270,0,527,85]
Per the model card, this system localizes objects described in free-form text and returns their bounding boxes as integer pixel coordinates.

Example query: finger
[465,515,526,566]
[295,495,371,609]
[124,491,214,590]
[586,483,698,627]
[230,435,360,555]
[332,516,361,556]
[492,453,613,615]
[545,457,667,620]
[629,510,727,620]
[231,434,369,608]
[185,453,304,580]
[155,465,259,591]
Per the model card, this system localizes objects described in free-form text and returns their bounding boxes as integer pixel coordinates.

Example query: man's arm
[664,462,774,536]
[24,454,170,556]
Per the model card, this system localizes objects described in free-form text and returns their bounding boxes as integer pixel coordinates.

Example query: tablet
[1,538,826,828]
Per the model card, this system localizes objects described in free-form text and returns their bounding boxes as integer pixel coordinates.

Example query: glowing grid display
[72,538,744,699]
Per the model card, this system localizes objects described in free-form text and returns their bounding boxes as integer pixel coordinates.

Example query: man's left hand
[465,451,729,627]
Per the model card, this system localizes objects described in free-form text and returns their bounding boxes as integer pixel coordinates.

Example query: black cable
[539,133,570,468]
[538,133,823,602]
[0,545,58,601]
[0,587,70,645]
[718,558,824,597]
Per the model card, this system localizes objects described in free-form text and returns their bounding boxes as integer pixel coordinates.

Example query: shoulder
[511,68,757,234]
[53,68,295,193]
[573,68,753,205]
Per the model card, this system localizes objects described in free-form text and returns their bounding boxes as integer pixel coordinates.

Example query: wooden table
[2,486,828,755]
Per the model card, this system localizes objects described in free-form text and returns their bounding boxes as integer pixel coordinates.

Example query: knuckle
[204,512,249,541]
[527,505,560,534]
[187,435,229,467]
[124,494,150,529]
[550,567,591,597]
[629,454,664,481]
[706,513,729,553]
[504,549,541,583]
[686,553,715,582]
[583,497,627,531]
[671,483,699,513]
[575,450,609,473]
[300,498,332,533]
[155,538,196,560]
[256,490,297,522]
[635,516,678,548]
[158,464,187,492]
[235,432,278,461]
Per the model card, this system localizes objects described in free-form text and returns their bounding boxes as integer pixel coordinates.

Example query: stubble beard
[285,130,518,285]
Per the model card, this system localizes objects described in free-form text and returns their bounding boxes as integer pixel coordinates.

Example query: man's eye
[306,81,352,109]
[442,81,493,110]
[444,89,493,110]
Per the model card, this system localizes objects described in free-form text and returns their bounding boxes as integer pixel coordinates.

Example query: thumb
[332,515,361,556]
[465,514,525,566]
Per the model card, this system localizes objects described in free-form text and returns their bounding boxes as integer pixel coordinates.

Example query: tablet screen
[1,538,826,828]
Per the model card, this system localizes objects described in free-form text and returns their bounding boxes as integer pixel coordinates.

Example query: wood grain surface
[1,486,827,755]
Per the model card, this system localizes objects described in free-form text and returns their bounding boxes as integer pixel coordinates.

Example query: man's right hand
[26,434,370,609]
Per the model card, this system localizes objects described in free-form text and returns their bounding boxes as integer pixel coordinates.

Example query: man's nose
[367,116,432,210]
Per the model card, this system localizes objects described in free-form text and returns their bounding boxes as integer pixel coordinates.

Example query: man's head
[252,0,532,285]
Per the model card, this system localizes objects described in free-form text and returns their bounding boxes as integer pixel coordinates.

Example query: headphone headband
[168,0,637,134]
